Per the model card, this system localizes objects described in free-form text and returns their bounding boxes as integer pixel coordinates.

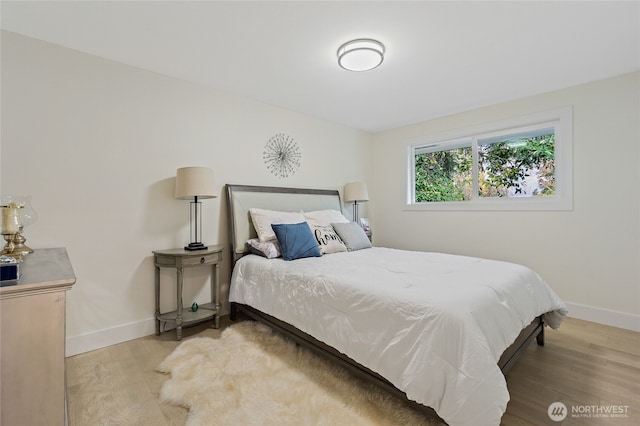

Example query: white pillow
[302,209,349,225]
[249,208,306,242]
[307,220,347,254]
[246,238,281,259]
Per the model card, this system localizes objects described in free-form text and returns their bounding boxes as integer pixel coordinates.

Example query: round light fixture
[337,38,385,72]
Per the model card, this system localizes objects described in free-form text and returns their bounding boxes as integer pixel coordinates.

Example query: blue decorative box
[0,257,19,281]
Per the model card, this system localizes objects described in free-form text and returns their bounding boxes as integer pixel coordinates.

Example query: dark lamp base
[185,242,208,251]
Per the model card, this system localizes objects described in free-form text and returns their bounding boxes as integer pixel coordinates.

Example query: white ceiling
[1,1,639,133]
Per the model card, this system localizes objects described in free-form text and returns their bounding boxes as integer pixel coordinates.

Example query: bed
[226,184,568,426]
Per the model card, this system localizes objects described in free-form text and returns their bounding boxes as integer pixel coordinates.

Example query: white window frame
[405,106,573,211]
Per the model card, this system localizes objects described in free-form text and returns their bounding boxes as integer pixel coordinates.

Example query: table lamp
[344,182,369,223]
[175,167,216,251]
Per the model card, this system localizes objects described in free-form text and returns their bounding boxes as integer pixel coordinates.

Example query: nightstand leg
[154,265,160,336]
[212,263,220,329]
[176,266,184,340]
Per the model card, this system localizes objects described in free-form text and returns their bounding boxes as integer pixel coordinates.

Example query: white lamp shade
[175,167,216,200]
[344,182,369,202]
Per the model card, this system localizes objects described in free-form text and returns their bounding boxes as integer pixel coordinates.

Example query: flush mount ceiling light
[337,38,385,72]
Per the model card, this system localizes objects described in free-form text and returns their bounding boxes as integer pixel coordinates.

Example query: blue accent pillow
[271,222,322,261]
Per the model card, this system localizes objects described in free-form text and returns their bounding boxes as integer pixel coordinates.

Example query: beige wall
[371,72,640,329]
[2,30,638,354]
[0,31,372,353]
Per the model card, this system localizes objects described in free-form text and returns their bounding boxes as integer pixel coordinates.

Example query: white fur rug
[156,321,443,426]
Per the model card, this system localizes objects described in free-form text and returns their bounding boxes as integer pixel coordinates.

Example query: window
[477,126,555,198]
[414,139,472,202]
[406,107,572,211]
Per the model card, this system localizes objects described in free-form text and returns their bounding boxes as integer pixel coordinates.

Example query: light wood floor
[66,317,639,425]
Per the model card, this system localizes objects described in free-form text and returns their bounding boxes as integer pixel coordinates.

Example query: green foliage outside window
[479,134,555,197]
[415,134,555,202]
[415,148,472,202]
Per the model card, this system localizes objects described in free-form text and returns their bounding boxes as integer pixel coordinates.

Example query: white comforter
[230,247,568,426]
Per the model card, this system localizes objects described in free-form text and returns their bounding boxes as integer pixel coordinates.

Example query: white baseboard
[565,302,640,332]
[66,317,157,357]
[66,302,638,357]
[66,303,231,357]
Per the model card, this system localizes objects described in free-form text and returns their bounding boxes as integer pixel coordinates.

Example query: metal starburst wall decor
[263,133,301,178]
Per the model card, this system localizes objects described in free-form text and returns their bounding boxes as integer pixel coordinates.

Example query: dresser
[0,248,76,426]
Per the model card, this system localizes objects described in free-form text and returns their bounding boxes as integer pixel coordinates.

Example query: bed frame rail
[499,316,544,374]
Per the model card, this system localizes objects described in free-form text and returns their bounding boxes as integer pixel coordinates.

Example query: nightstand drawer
[180,252,222,266]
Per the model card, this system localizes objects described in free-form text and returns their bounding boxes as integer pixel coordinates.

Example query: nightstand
[153,246,223,340]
